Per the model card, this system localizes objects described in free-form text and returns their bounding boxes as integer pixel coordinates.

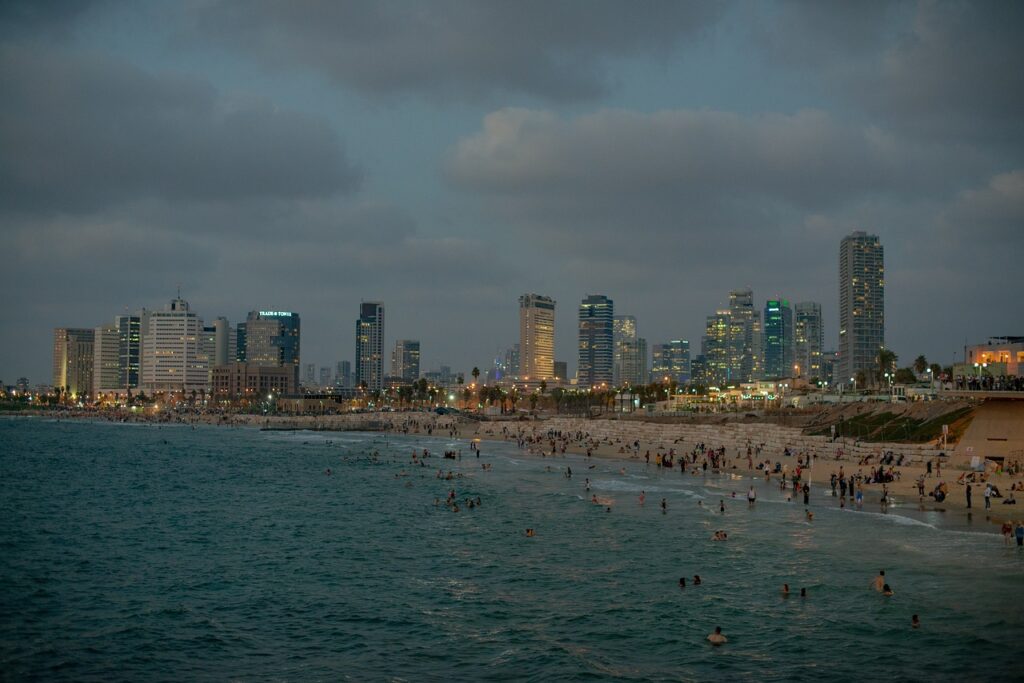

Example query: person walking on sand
[985,483,992,510]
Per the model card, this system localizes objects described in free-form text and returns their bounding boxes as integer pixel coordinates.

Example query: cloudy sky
[2,1,1022,384]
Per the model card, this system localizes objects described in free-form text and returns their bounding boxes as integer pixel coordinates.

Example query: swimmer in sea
[525,528,535,537]
[639,491,646,506]
[693,575,701,586]
[782,583,790,597]
[661,498,667,513]
[806,510,814,521]
[719,500,725,513]
[800,587,807,597]
[679,577,686,588]
[707,626,727,645]
[592,495,599,504]
[911,614,920,628]
[873,570,886,592]
[883,584,894,597]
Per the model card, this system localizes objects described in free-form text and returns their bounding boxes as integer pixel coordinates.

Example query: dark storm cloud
[755,1,1024,147]
[0,45,361,215]
[190,0,726,102]
[445,107,978,237]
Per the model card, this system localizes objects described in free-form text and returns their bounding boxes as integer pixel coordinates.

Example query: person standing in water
[661,498,667,514]
[707,626,727,645]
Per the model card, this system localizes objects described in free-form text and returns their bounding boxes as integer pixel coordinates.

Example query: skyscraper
[303,363,316,387]
[727,288,762,382]
[651,340,690,384]
[245,310,301,387]
[838,232,884,384]
[613,315,636,386]
[116,313,142,389]
[92,324,121,394]
[763,299,794,378]
[619,338,647,387]
[355,302,385,391]
[391,339,421,383]
[53,328,95,397]
[519,294,555,381]
[140,297,208,393]
[213,317,231,367]
[703,311,731,385]
[577,294,614,388]
[794,302,824,379]
[336,360,351,388]
[319,366,332,387]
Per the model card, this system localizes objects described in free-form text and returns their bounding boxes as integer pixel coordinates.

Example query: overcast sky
[2,1,1022,384]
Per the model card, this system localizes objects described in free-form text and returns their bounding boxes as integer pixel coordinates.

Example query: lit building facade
[245,311,301,387]
[391,339,421,383]
[140,297,208,393]
[763,299,794,378]
[613,315,637,386]
[519,294,555,380]
[651,339,690,384]
[355,302,385,391]
[577,294,614,388]
[117,314,142,389]
[794,302,823,379]
[727,288,762,382]
[53,328,95,397]
[92,324,121,394]
[838,231,884,385]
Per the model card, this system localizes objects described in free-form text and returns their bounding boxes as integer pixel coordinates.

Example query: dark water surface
[2,418,1022,681]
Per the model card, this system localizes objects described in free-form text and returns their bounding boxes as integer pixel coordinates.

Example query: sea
[2,417,1022,681]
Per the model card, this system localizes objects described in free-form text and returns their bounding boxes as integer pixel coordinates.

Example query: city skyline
[3,3,1023,383]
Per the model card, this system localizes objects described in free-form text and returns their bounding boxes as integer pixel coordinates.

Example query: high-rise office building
[577,295,614,388]
[116,313,142,389]
[651,340,690,384]
[336,360,352,388]
[619,338,648,387]
[319,366,332,387]
[703,311,731,385]
[303,363,316,387]
[613,315,637,386]
[794,302,824,379]
[838,232,884,384]
[140,297,208,393]
[53,328,95,397]
[92,324,121,394]
[356,302,385,391]
[391,339,421,383]
[245,310,301,386]
[763,299,794,378]
[553,361,567,383]
[502,344,520,380]
[213,317,231,367]
[728,288,762,382]
[235,322,247,362]
[519,294,555,381]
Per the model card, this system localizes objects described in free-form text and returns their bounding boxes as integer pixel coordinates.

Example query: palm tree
[876,348,898,386]
[539,379,547,395]
[913,355,929,375]
[472,367,480,385]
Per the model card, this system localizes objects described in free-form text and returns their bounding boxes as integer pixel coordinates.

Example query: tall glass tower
[763,299,794,378]
[838,232,884,385]
[577,294,613,388]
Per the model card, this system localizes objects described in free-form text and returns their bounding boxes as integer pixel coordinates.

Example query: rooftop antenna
[177,283,181,299]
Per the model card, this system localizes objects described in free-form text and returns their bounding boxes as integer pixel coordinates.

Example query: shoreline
[8,409,1023,532]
